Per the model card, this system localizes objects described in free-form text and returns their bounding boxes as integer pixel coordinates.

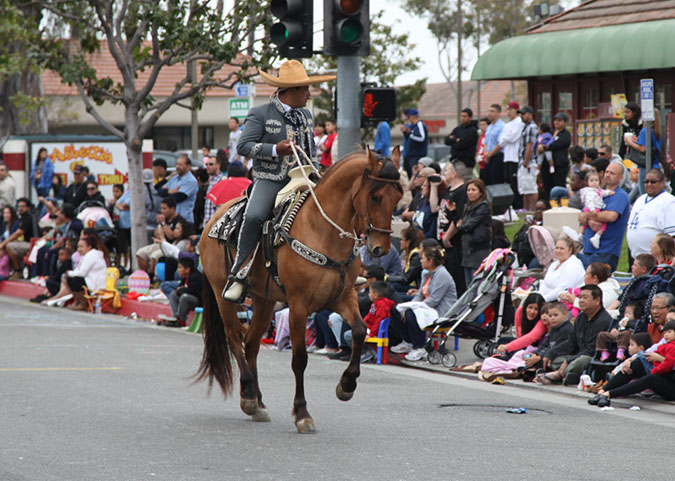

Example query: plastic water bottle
[95,298,102,314]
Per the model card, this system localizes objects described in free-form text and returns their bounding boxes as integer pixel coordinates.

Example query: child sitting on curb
[159,257,202,328]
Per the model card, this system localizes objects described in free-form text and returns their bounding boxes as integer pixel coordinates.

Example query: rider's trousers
[231,177,288,277]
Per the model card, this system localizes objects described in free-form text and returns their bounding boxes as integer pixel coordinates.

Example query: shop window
[558,91,573,119]
[582,88,598,119]
[537,91,551,125]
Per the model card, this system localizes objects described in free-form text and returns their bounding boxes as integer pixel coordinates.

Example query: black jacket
[64,182,88,209]
[618,118,643,158]
[458,201,492,265]
[546,308,612,361]
[543,129,572,167]
[176,271,203,304]
[535,319,574,359]
[445,120,479,167]
[387,251,422,287]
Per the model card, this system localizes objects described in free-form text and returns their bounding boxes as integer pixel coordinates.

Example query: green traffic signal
[338,19,363,44]
[270,23,288,45]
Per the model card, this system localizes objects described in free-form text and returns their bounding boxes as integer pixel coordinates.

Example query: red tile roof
[528,0,675,34]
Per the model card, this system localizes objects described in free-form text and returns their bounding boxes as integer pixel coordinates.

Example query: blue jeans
[550,186,569,201]
[577,252,619,272]
[160,280,180,297]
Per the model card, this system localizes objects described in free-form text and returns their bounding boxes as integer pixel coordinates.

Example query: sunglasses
[644,179,662,184]
[87,187,96,190]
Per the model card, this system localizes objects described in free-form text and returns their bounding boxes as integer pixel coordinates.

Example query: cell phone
[428,175,441,183]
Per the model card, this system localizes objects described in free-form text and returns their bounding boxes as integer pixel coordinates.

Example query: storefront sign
[229,98,250,119]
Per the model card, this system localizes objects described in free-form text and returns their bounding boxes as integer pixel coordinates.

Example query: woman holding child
[390,246,457,362]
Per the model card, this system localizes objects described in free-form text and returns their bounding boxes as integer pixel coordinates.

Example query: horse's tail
[194,273,240,397]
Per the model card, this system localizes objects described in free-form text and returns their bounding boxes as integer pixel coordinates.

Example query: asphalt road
[1,296,673,481]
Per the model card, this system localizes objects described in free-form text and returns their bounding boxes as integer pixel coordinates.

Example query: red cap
[507,101,520,110]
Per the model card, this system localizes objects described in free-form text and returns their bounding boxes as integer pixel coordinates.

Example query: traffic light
[324,0,370,56]
[270,0,313,59]
[361,87,396,125]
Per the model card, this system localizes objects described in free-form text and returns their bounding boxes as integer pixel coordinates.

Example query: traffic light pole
[336,56,361,160]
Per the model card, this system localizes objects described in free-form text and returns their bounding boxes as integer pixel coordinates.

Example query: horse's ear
[366,145,380,174]
[390,146,401,170]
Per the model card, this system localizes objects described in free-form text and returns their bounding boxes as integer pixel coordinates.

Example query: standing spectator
[578,163,630,271]
[158,154,199,224]
[80,166,95,183]
[538,112,572,193]
[374,120,391,157]
[192,168,209,230]
[143,169,162,241]
[107,184,124,224]
[201,145,211,161]
[0,162,16,210]
[0,198,34,278]
[490,102,524,208]
[626,168,675,257]
[115,186,132,268]
[216,148,229,174]
[84,181,106,205]
[314,122,327,149]
[444,107,478,169]
[203,155,224,228]
[618,101,643,159]
[400,108,428,179]
[518,106,539,212]
[476,117,489,179]
[412,175,441,239]
[401,166,434,223]
[625,116,662,197]
[31,148,54,197]
[64,164,88,209]
[483,104,505,185]
[320,120,338,172]
[444,179,492,287]
[228,117,244,164]
[152,158,168,190]
[538,284,612,385]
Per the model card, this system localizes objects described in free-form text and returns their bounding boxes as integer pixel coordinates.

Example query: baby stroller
[75,200,118,262]
[425,249,516,367]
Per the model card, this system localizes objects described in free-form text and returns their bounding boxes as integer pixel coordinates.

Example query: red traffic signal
[361,87,396,123]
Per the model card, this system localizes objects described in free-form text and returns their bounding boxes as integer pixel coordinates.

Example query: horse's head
[352,146,403,258]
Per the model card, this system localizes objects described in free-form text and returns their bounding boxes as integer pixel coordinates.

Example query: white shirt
[0,175,16,210]
[626,191,675,256]
[229,128,243,163]
[67,249,107,291]
[538,255,586,302]
[498,116,525,163]
[270,99,292,158]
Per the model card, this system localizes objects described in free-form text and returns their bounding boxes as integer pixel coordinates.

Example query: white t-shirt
[498,116,524,164]
[626,191,675,256]
[229,128,243,163]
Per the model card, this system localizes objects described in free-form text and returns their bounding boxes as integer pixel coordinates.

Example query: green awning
[471,19,675,80]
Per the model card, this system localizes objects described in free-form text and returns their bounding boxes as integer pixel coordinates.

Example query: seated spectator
[64,165,88,209]
[115,185,131,267]
[536,237,586,302]
[0,198,35,278]
[413,174,444,239]
[590,320,675,407]
[491,219,510,250]
[34,203,83,279]
[608,253,656,311]
[567,170,586,210]
[157,154,199,224]
[511,199,550,268]
[50,174,66,201]
[391,246,458,362]
[400,167,434,223]
[537,285,612,385]
[523,301,574,371]
[135,197,188,275]
[107,183,123,224]
[360,243,403,278]
[342,280,397,363]
[495,293,546,354]
[80,165,96,183]
[557,262,621,314]
[80,228,112,267]
[30,247,73,303]
[388,225,424,292]
[650,233,675,266]
[161,257,202,328]
[595,302,644,362]
[142,217,193,278]
[44,236,106,310]
[143,169,162,241]
[0,206,19,277]
[84,181,106,205]
[158,238,200,298]
[646,293,675,345]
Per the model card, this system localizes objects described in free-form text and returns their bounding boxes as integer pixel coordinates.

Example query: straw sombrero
[259,60,336,88]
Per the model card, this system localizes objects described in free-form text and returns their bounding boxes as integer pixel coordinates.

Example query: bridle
[354,173,402,236]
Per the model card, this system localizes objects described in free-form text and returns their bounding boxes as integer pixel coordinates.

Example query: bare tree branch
[74,80,124,139]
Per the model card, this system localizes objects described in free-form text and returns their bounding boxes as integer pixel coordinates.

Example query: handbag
[626,147,646,167]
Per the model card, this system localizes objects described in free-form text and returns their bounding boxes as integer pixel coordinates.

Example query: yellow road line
[0,367,122,372]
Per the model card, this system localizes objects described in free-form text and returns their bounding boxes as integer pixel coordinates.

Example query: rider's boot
[223,276,245,302]
[354,276,367,287]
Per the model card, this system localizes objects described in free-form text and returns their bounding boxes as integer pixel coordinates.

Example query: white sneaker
[313,347,337,355]
[590,234,601,249]
[391,341,413,354]
[562,225,580,243]
[405,348,428,362]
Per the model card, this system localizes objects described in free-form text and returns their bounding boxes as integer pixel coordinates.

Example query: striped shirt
[203,172,224,228]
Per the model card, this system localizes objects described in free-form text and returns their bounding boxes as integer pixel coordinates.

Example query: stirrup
[354,276,367,287]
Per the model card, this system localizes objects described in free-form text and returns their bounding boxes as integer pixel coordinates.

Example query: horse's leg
[332,297,367,402]
[287,302,316,434]
[241,296,275,422]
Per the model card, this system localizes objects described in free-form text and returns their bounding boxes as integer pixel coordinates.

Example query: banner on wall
[29,142,129,200]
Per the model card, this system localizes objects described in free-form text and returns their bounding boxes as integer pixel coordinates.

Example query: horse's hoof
[240,397,258,416]
[336,382,354,402]
[251,408,271,423]
[295,417,316,434]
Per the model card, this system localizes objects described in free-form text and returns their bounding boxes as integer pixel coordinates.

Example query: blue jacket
[31,157,54,195]
[404,121,428,158]
[374,121,391,156]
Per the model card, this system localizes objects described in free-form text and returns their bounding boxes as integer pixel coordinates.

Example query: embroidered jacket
[237,96,317,182]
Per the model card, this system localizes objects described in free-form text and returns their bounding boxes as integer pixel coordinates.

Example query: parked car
[153,150,202,173]
[426,143,452,163]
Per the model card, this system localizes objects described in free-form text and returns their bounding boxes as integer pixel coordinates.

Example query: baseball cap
[142,168,154,184]
[553,112,570,122]
[518,105,534,114]
[507,101,520,110]
[418,157,433,167]
[72,164,83,174]
[407,108,419,116]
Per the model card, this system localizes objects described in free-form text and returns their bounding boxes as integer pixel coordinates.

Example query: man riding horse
[223,60,336,301]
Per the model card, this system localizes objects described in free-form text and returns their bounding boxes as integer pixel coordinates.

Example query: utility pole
[337,56,361,159]
[476,1,481,118]
[456,0,463,125]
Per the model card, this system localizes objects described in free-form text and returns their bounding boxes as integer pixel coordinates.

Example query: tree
[0,0,49,135]
[307,11,426,136]
[26,0,276,267]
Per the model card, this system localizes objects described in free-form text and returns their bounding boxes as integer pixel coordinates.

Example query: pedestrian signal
[361,87,396,123]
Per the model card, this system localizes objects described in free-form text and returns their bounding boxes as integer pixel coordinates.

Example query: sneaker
[590,234,601,249]
[390,341,413,354]
[405,348,428,362]
[306,345,318,353]
[360,349,375,363]
[327,350,351,360]
[313,347,338,355]
[599,351,610,362]
[616,348,626,361]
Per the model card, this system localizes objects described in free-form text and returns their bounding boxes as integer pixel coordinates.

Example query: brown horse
[196,147,402,433]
